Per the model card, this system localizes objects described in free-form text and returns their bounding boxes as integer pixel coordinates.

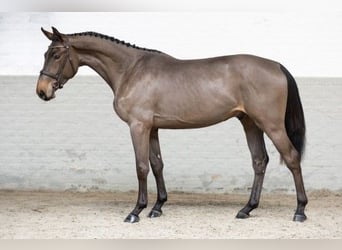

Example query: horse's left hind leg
[236,115,269,219]
[148,128,168,218]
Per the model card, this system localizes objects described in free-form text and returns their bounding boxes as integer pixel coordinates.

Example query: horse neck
[69,36,143,95]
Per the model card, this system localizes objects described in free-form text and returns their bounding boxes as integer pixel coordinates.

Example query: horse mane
[67,31,161,54]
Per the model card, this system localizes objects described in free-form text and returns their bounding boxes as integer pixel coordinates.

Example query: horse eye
[53,54,61,60]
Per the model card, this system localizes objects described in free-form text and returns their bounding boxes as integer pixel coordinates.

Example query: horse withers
[36,27,307,223]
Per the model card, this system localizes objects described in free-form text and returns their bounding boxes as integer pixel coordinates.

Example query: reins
[40,43,77,90]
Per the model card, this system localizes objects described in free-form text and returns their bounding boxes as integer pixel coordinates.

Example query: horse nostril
[38,90,47,100]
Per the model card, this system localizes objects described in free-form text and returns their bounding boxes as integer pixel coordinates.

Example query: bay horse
[36,27,307,223]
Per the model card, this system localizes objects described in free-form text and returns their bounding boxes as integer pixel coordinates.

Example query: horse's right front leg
[124,121,151,223]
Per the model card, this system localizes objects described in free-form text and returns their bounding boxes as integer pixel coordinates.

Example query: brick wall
[0,76,341,192]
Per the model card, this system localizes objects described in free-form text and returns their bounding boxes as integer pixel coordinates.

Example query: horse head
[36,27,78,101]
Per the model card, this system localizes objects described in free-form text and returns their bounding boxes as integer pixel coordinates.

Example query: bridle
[40,43,77,90]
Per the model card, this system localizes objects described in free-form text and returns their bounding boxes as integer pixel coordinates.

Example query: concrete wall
[0,76,341,192]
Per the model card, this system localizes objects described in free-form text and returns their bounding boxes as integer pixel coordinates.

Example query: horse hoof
[124,213,140,223]
[293,214,307,222]
[148,209,162,218]
[236,211,250,219]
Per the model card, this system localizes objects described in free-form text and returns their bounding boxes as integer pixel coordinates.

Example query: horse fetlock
[157,194,167,204]
[138,203,148,209]
[298,197,308,205]
[137,196,148,209]
[249,201,259,210]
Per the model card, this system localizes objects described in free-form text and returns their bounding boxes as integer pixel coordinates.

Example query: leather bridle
[40,43,77,90]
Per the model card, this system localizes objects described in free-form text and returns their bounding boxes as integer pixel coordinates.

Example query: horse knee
[252,154,268,174]
[136,162,149,179]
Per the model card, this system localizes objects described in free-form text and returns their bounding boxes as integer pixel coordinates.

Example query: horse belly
[153,113,236,129]
[152,90,240,129]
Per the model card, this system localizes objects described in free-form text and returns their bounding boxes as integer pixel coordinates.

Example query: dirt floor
[0,190,341,239]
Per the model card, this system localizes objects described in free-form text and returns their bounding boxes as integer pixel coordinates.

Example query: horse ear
[51,26,64,42]
[41,27,54,40]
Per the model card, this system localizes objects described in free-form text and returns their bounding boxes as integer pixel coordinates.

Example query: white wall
[0,12,341,76]
[1,76,342,193]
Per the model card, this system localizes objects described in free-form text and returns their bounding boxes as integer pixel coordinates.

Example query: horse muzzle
[36,78,56,101]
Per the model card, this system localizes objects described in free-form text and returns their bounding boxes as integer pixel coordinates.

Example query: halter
[40,43,77,90]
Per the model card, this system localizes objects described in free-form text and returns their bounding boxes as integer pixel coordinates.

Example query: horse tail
[280,64,306,162]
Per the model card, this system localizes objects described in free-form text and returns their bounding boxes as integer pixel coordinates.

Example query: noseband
[40,43,77,90]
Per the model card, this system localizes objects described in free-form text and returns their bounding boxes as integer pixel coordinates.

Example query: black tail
[280,64,306,162]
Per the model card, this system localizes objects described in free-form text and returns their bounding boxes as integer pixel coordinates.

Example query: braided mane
[67,31,161,53]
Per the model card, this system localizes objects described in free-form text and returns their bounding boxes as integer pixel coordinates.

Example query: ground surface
[0,190,341,239]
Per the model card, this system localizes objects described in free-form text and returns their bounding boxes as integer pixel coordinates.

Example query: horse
[36,27,308,223]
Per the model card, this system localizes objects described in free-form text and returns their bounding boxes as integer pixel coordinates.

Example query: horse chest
[113,98,130,123]
[114,95,151,123]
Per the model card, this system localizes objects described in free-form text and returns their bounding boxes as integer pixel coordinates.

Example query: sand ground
[0,190,341,239]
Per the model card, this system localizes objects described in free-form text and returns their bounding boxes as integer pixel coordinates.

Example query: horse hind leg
[264,124,308,222]
[236,115,269,219]
[148,128,168,218]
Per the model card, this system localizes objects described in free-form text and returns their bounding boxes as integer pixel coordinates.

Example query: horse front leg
[124,121,151,223]
[148,128,168,218]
